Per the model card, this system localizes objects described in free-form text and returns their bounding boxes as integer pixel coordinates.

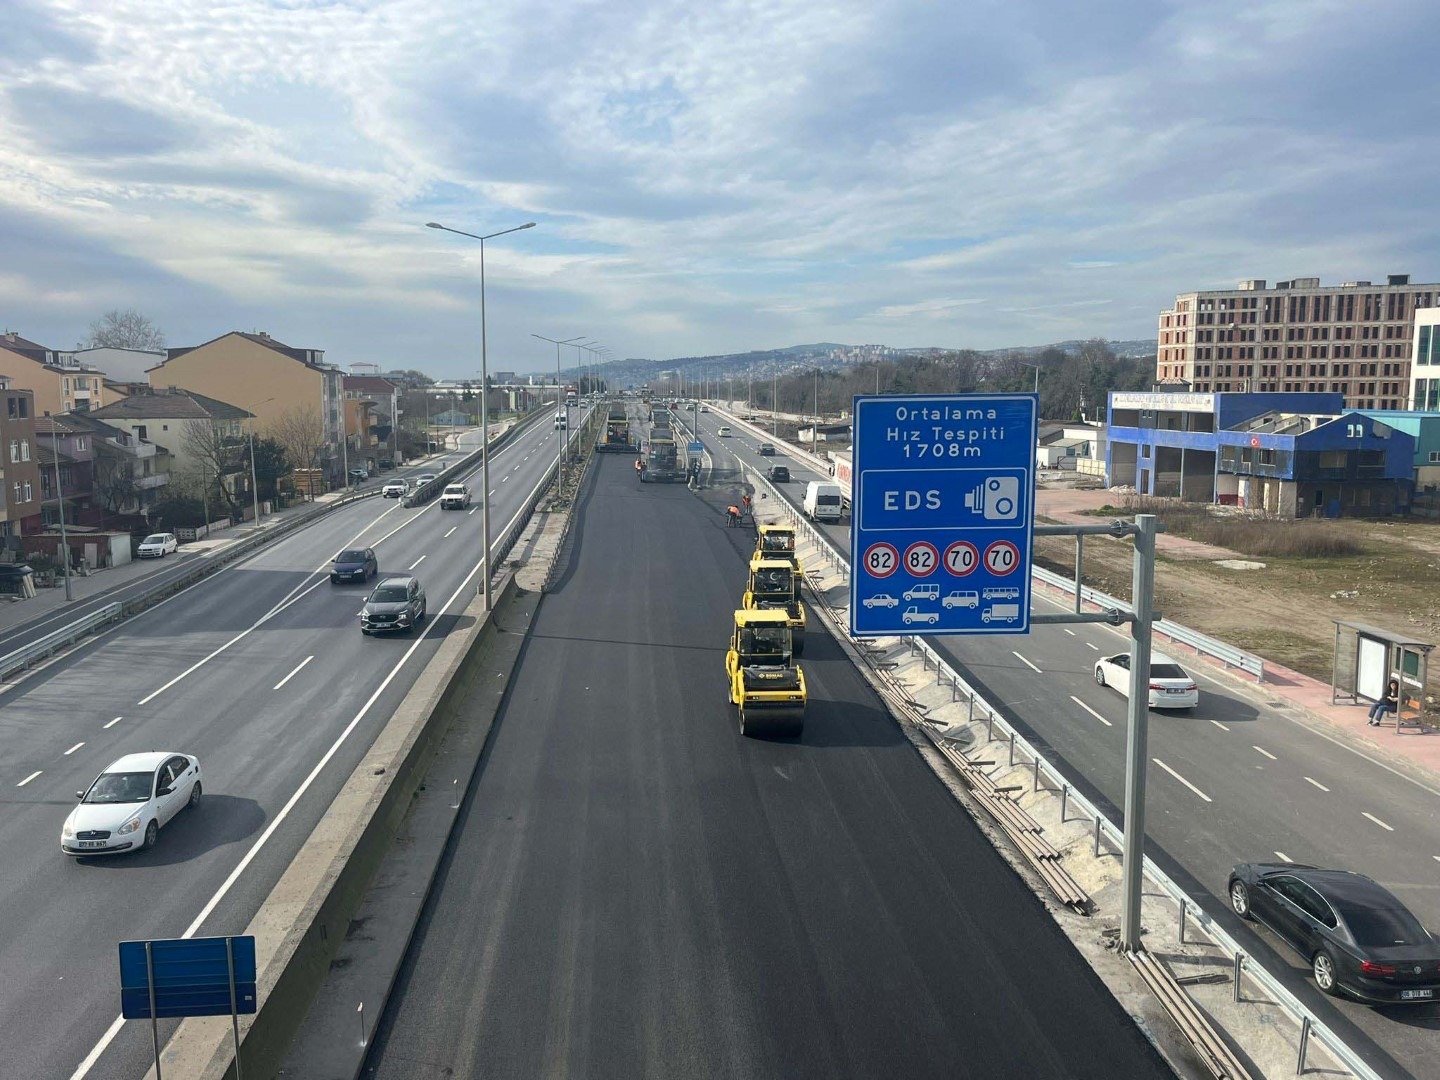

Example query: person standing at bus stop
[1369,677,1400,726]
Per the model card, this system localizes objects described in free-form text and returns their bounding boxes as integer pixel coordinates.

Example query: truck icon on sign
[981,604,1020,624]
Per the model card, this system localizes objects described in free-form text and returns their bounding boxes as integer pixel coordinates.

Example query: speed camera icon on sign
[963,476,1020,522]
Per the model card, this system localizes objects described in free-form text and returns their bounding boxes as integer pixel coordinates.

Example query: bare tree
[85,309,166,350]
[181,420,246,516]
[269,406,326,495]
[92,439,142,517]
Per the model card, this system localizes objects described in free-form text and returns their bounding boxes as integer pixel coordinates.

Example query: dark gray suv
[360,575,426,634]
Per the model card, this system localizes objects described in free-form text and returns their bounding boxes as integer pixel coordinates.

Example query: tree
[269,406,327,494]
[92,439,142,518]
[181,420,248,517]
[250,437,289,500]
[85,309,165,350]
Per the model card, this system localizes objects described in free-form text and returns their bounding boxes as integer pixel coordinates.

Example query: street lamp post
[533,333,586,494]
[427,219,537,612]
[245,397,275,522]
[49,438,72,601]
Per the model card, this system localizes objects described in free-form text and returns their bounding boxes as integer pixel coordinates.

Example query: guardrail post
[1094,814,1103,857]
[1233,952,1244,1003]
[1008,731,1017,767]
[1177,898,1186,944]
[1060,784,1069,822]
[1032,756,1041,792]
[1296,1016,1311,1075]
[985,710,994,741]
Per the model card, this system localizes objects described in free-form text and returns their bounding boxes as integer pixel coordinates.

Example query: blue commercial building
[1107,391,1416,517]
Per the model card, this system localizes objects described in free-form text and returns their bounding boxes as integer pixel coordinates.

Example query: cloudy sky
[2,0,1436,378]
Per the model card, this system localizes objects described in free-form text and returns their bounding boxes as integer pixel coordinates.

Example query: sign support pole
[226,936,244,1080]
[1120,514,1157,952]
[145,941,163,1080]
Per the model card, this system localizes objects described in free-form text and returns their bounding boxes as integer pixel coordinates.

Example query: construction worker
[726,504,741,527]
[635,458,644,477]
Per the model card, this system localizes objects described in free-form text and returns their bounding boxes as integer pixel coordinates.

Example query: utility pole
[1120,514,1158,951]
[772,372,778,437]
[50,440,73,601]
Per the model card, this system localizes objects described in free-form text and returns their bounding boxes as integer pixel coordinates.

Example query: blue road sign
[119,936,257,1020]
[688,441,704,454]
[849,394,1037,637]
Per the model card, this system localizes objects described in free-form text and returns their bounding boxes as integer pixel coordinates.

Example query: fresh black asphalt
[360,453,1173,1080]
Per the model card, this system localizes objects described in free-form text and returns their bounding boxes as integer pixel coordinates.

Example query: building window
[63,377,71,392]
[22,481,31,502]
[135,424,147,440]
[8,439,16,462]
[76,377,89,390]
[20,439,29,461]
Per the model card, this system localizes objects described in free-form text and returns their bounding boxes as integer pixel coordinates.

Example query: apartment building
[148,331,343,476]
[342,374,399,458]
[1410,307,1440,413]
[1,379,43,543]
[89,386,251,485]
[1156,274,1438,410]
[0,331,110,415]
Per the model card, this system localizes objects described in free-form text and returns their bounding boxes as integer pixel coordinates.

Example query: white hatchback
[137,533,178,558]
[62,751,202,855]
[1094,652,1200,710]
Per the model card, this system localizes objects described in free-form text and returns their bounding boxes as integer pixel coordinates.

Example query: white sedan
[137,532,178,558]
[61,752,202,856]
[1093,652,1200,710]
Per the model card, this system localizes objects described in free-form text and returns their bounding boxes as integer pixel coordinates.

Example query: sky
[2,0,1437,379]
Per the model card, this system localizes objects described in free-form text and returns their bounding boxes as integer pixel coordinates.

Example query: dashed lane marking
[1012,651,1042,673]
[1304,776,1330,792]
[1070,695,1112,727]
[1210,720,1230,731]
[64,742,84,756]
[1153,758,1212,803]
[1275,851,1293,863]
[103,717,122,729]
[273,655,314,691]
[409,556,426,570]
[1253,746,1277,761]
[17,771,41,787]
[1362,812,1394,832]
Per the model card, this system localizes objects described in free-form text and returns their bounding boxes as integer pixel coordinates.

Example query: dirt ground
[1033,474,1440,691]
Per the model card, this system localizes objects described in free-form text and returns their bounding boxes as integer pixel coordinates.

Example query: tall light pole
[533,333,585,493]
[244,397,274,521]
[48,431,72,601]
[427,219,537,611]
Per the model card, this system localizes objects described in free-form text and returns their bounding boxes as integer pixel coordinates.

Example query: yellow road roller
[754,524,802,572]
[725,608,806,737]
[743,556,807,657]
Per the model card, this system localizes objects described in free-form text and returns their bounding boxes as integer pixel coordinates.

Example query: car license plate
[79,840,106,849]
[1167,688,1187,694]
[1401,989,1433,1000]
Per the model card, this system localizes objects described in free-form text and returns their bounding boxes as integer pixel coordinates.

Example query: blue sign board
[849,394,1037,637]
[119,936,257,1020]
[688,441,705,454]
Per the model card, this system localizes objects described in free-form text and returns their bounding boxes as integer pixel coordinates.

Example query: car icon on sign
[902,606,940,626]
[863,593,900,609]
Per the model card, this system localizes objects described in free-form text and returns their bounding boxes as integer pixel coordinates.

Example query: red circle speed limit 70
[903,541,939,577]
[943,541,979,577]
[984,540,1020,576]
[864,542,899,579]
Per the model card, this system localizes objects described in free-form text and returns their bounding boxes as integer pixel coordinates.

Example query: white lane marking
[1070,695,1112,727]
[1253,746,1277,761]
[444,526,458,538]
[137,505,432,706]
[103,716,122,729]
[1063,628,1076,636]
[1012,651,1042,673]
[468,507,477,515]
[489,489,497,496]
[71,468,546,1080]
[1304,776,1330,792]
[17,771,41,787]
[273,655,314,691]
[1152,758,1212,802]
[1085,642,1098,651]
[501,475,509,483]
[1209,720,1230,732]
[64,742,84,756]
[409,555,427,570]
[1362,812,1394,832]
[1275,851,1293,863]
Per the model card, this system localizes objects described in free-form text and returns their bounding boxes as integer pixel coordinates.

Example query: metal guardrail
[1031,565,1265,681]
[0,602,124,680]
[746,466,1379,1080]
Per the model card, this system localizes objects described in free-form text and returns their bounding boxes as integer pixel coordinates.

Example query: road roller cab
[754,524,801,572]
[725,609,806,738]
[743,557,807,656]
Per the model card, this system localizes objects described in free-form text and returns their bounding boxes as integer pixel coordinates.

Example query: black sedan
[766,465,790,483]
[1229,863,1440,1003]
[330,547,378,584]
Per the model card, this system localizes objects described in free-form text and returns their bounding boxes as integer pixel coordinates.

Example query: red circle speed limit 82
[903,541,939,577]
[863,542,899,578]
[943,540,979,577]
[984,540,1020,576]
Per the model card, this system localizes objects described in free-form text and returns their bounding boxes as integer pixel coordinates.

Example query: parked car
[0,562,35,593]
[61,752,201,855]
[137,533,178,558]
[1229,863,1440,1003]
[1093,652,1199,709]
[758,442,776,456]
[766,465,791,483]
[331,547,378,584]
[863,593,899,609]
[361,575,426,634]
[902,606,939,626]
[382,479,409,498]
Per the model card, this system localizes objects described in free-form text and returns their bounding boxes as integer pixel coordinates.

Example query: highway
[690,407,1440,1079]
[359,443,1172,1079]
[0,411,577,1080]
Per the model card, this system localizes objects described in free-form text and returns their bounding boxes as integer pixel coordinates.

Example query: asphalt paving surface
[0,412,585,1080]
[688,408,1440,1079]
[359,447,1173,1080]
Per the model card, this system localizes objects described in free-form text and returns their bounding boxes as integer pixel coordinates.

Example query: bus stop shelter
[1331,620,1433,733]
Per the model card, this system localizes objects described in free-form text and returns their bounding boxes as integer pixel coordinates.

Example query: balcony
[103,435,157,459]
[135,473,168,490]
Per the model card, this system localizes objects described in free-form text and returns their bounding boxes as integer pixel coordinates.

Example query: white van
[803,481,844,523]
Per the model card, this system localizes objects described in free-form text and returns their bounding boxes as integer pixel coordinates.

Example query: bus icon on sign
[982,586,1020,600]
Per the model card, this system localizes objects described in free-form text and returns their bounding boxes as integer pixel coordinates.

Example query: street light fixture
[427,219,537,612]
